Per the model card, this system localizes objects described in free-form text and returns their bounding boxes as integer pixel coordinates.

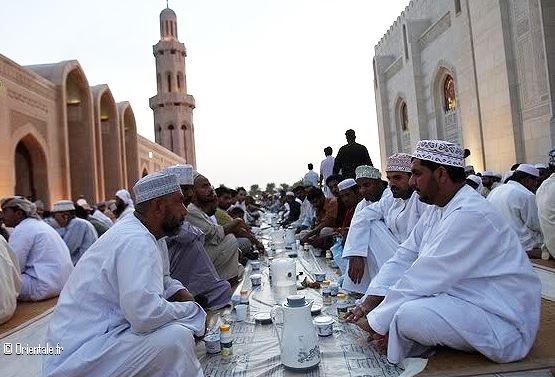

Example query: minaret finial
[166,0,169,8]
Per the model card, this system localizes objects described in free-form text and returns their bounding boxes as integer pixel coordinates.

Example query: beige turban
[1,197,40,219]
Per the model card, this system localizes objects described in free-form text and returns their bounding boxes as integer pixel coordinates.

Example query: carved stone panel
[10,110,48,143]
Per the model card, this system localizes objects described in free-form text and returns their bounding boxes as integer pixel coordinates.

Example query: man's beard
[162,215,183,237]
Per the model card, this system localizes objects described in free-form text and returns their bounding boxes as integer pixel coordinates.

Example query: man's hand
[168,289,195,302]
[223,218,243,235]
[348,256,365,284]
[345,295,384,323]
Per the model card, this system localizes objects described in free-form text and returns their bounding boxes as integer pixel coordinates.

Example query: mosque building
[374,0,554,173]
[0,6,195,207]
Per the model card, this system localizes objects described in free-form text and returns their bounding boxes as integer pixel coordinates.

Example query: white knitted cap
[133,171,181,204]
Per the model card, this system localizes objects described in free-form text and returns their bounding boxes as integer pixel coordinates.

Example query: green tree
[265,183,276,194]
[249,184,261,198]
[279,183,290,192]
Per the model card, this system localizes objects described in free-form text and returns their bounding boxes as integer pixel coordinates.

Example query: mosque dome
[160,8,176,20]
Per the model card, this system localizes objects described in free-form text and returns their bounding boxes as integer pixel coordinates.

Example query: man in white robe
[1,197,73,301]
[114,188,135,220]
[43,172,206,377]
[342,154,426,294]
[46,200,98,264]
[488,164,543,257]
[537,150,555,258]
[347,140,541,365]
[352,165,388,215]
[0,236,21,324]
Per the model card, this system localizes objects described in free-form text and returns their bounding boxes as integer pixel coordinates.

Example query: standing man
[347,140,540,365]
[333,129,373,179]
[320,146,335,198]
[44,171,205,377]
[304,163,319,187]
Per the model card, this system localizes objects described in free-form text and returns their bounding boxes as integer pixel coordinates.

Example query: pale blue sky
[1,0,408,188]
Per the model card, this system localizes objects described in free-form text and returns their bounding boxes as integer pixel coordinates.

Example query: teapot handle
[270,306,284,345]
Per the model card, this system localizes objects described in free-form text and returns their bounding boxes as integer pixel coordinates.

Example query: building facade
[374,0,555,173]
[0,7,194,207]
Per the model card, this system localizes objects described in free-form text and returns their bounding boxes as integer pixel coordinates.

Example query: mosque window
[402,25,409,60]
[177,72,182,91]
[167,73,172,92]
[455,0,461,14]
[170,21,174,37]
[157,74,161,92]
[171,49,176,55]
[400,102,409,131]
[443,75,456,111]
[155,125,161,144]
[165,20,169,36]
[181,124,187,131]
[168,125,175,151]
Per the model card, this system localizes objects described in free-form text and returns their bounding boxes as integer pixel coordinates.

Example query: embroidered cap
[412,140,465,168]
[165,164,194,186]
[549,149,555,167]
[285,191,295,197]
[337,178,357,192]
[133,171,181,204]
[385,153,412,173]
[481,170,495,177]
[52,200,75,212]
[355,165,381,180]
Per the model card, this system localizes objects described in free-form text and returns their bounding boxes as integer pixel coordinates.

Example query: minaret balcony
[149,93,195,109]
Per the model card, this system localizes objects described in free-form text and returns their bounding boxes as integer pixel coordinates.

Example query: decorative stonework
[0,58,56,100]
[7,89,49,113]
[10,110,48,143]
[418,12,451,50]
[384,57,403,80]
[522,103,550,121]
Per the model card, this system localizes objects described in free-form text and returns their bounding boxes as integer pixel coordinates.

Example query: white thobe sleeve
[342,197,390,258]
[367,210,499,335]
[159,239,187,299]
[8,229,32,273]
[522,195,542,235]
[117,236,205,336]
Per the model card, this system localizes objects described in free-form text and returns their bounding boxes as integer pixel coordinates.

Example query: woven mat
[0,297,57,339]
[533,260,555,272]
[419,299,555,376]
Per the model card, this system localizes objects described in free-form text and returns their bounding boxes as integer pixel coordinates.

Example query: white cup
[250,273,262,286]
[235,304,248,322]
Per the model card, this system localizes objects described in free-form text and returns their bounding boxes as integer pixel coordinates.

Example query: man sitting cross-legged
[346,140,541,365]
[165,165,232,310]
[186,172,247,285]
[43,172,206,377]
[1,197,73,301]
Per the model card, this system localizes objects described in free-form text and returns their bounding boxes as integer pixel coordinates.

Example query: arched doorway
[142,168,149,177]
[14,134,49,204]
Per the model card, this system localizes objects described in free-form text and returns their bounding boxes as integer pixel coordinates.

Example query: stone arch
[92,85,123,200]
[431,62,462,144]
[118,102,139,189]
[141,166,149,178]
[26,60,98,201]
[12,132,49,205]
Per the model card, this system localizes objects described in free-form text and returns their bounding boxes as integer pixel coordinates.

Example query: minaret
[149,6,196,167]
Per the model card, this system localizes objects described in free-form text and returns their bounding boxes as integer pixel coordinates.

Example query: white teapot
[271,295,321,370]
